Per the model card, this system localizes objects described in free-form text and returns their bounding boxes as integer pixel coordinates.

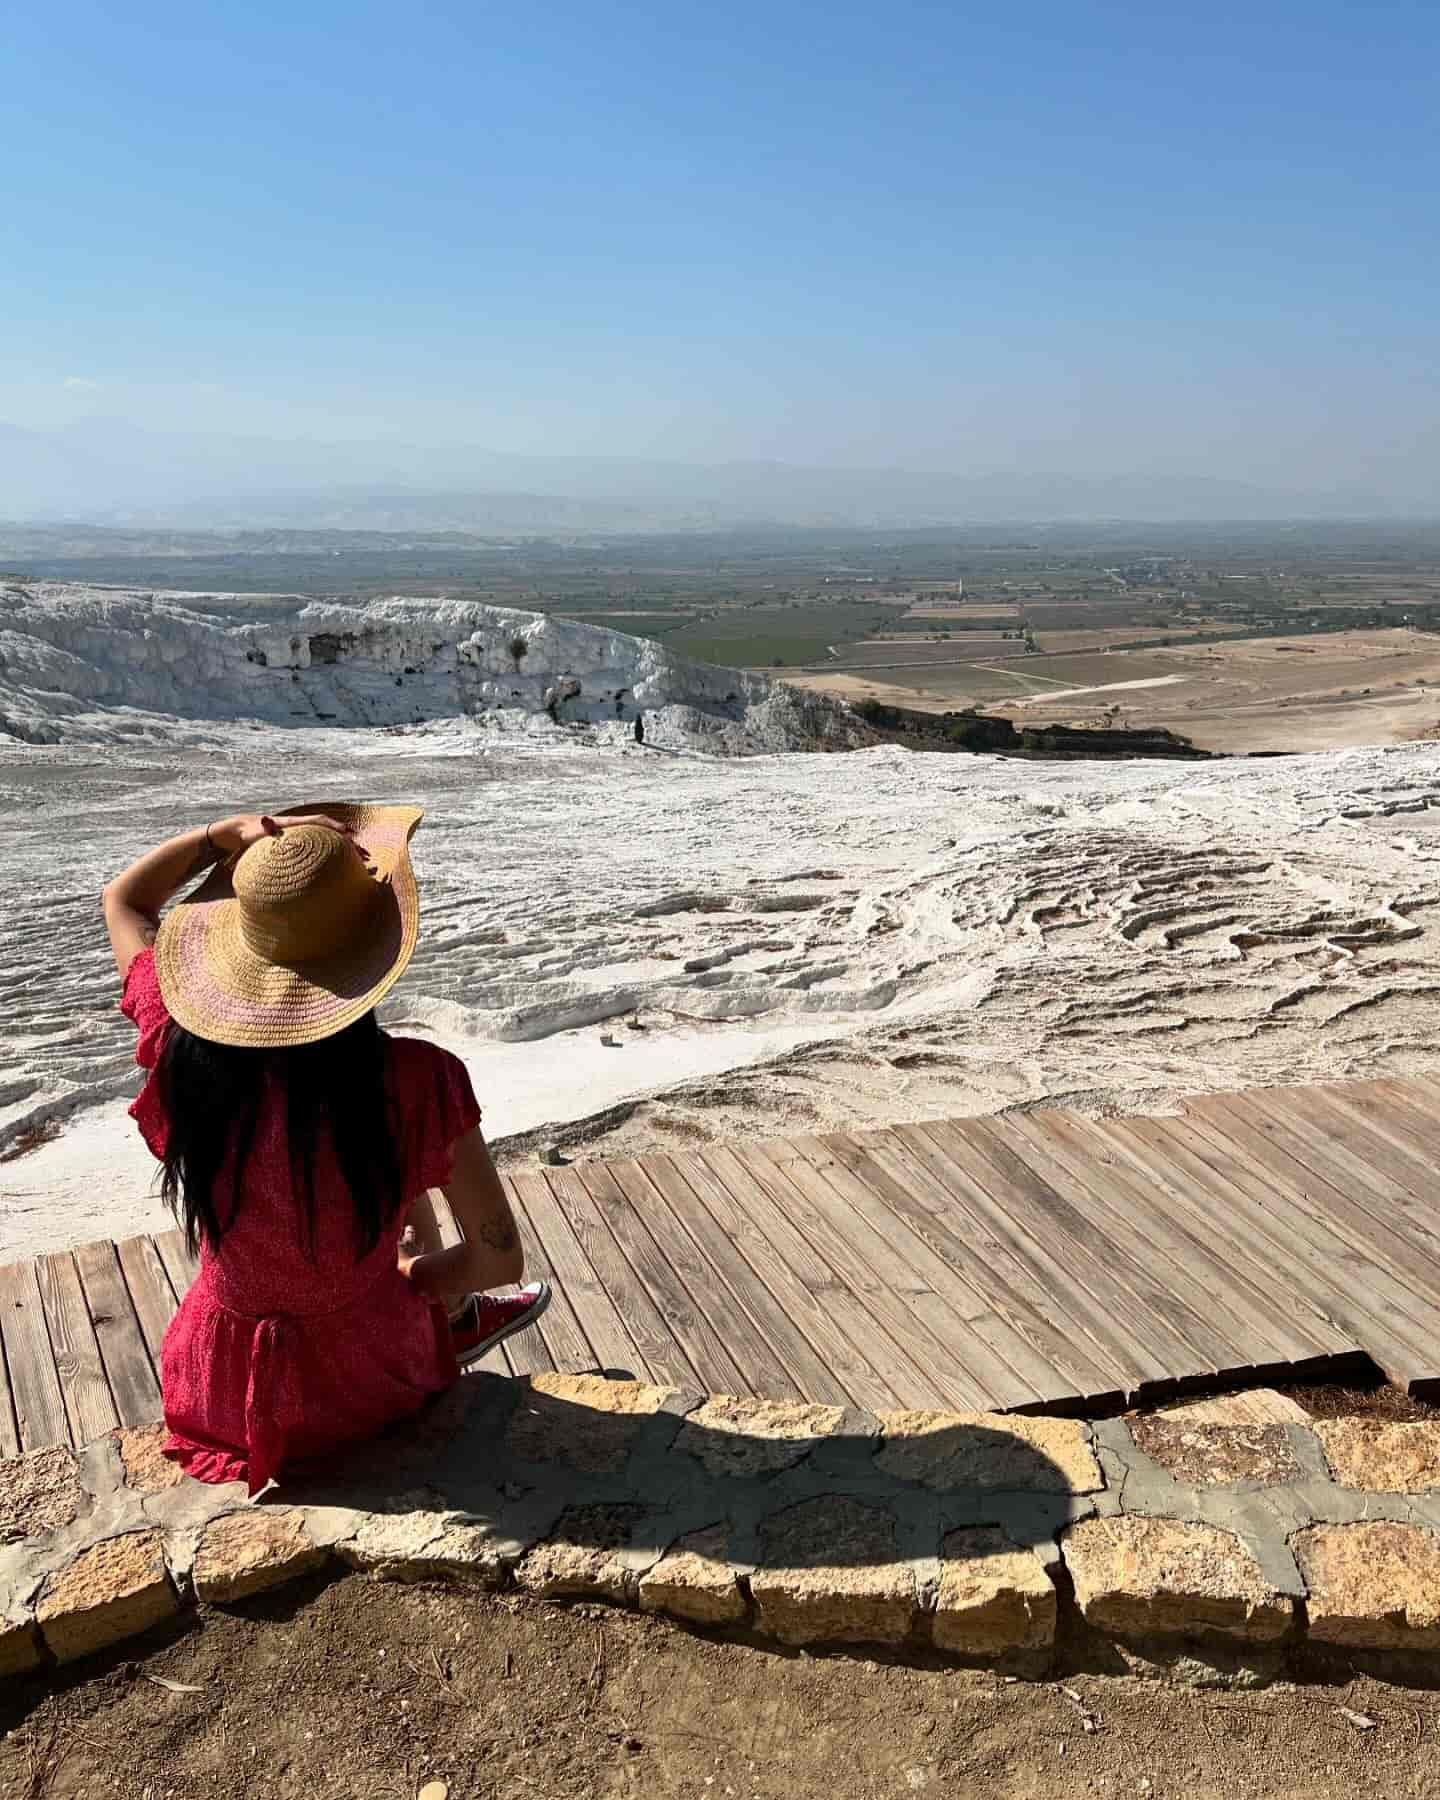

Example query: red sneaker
[450,1281,552,1368]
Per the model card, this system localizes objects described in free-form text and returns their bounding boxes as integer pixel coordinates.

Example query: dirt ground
[789,629,1440,753]
[5,1576,1440,1800]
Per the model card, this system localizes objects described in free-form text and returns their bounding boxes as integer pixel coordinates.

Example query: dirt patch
[3,1576,1439,1800]
[1286,1383,1440,1425]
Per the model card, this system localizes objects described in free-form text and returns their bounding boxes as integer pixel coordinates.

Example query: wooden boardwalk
[4,1074,1440,1454]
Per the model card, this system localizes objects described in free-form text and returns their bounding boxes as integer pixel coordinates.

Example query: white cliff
[0,583,869,753]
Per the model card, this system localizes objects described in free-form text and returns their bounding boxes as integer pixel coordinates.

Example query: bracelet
[204,821,217,855]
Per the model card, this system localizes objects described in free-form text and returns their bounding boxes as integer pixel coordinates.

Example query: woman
[102,802,550,1495]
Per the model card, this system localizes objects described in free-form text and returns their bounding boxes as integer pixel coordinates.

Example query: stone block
[750,1497,916,1647]
[506,1374,677,1475]
[1313,1419,1440,1494]
[515,1504,647,1602]
[1127,1417,1304,1487]
[37,1530,178,1663]
[339,1511,515,1587]
[192,1509,327,1603]
[115,1423,186,1494]
[1062,1516,1294,1644]
[875,1410,1101,1495]
[639,1525,748,1625]
[1293,1522,1440,1650]
[933,1526,1056,1658]
[0,1445,84,1543]
[673,1396,846,1478]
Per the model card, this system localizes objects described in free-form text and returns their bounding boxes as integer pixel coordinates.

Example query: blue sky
[5,0,1438,494]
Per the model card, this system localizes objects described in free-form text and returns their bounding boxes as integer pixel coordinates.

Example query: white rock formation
[9,580,1440,1262]
[0,583,870,753]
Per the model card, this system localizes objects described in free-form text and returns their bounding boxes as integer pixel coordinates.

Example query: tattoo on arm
[477,1213,519,1253]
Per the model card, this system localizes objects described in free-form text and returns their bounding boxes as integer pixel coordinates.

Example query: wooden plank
[700,1142,948,1409]
[73,1241,162,1427]
[507,1173,606,1374]
[1085,1108,1416,1373]
[152,1228,199,1301]
[1157,1109,1440,1374]
[985,1112,1252,1376]
[1264,1084,1440,1266]
[0,1258,70,1450]
[115,1236,179,1375]
[751,1138,1009,1410]
[814,1129,1104,1404]
[1053,1113,1346,1364]
[785,1134,1044,1409]
[574,1160,744,1392]
[641,1152,853,1405]
[674,1147,898,1409]
[881,1122,1135,1397]
[1186,1091,1440,1311]
[998,1109,1291,1376]
[541,1164,693,1384]
[1033,1108,1331,1368]
[37,1252,119,1446]
[607,1156,803,1400]
[919,1121,1186,1391]
[493,1316,555,1378]
[1138,1112,1438,1377]
[1238,1080,1440,1241]
[0,1322,19,1460]
[508,1168,644,1378]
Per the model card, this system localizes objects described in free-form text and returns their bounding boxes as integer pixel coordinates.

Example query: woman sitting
[102,804,550,1495]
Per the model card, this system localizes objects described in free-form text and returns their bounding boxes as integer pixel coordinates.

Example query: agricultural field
[821,634,1025,668]
[6,519,1440,747]
[1002,629,1440,752]
[655,600,908,667]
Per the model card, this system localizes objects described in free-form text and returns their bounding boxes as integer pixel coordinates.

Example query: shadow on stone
[279,1373,1101,1663]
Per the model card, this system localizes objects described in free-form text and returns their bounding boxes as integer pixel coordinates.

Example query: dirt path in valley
[3,1576,1438,1800]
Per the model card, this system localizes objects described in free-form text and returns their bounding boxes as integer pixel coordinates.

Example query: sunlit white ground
[8,716,1440,1257]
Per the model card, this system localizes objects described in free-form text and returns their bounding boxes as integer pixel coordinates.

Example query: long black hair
[156,1012,401,1259]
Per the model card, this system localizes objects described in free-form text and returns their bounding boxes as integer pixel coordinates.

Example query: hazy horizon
[6,0,1437,518]
[3,416,1432,530]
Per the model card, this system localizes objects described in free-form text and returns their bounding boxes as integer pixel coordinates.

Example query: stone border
[3,1377,1440,1681]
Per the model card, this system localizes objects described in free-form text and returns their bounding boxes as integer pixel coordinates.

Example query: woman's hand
[209,813,356,855]
[104,810,362,983]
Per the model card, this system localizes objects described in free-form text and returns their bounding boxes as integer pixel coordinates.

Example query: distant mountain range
[0,417,1419,530]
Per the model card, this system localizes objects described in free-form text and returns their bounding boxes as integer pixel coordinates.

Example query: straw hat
[153,802,423,1048]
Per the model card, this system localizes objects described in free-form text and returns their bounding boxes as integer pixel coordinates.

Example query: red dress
[122,948,478,1495]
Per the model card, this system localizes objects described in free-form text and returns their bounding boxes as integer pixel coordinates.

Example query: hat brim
[153,802,423,1049]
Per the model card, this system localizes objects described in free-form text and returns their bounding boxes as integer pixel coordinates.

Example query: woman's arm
[101,811,354,980]
[398,1128,525,1299]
